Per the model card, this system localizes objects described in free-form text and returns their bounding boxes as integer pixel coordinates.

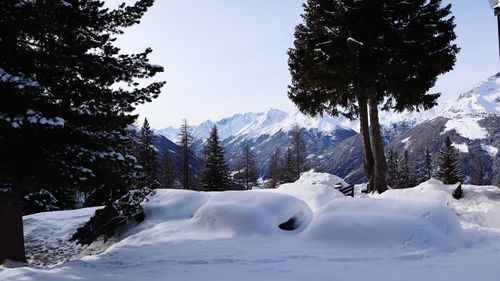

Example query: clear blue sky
[108,0,499,128]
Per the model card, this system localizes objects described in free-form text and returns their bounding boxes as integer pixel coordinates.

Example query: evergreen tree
[240,143,258,189]
[267,148,282,189]
[162,151,176,188]
[386,149,399,188]
[201,126,230,191]
[399,150,417,188]
[82,126,143,206]
[471,157,485,186]
[436,137,461,184]
[23,189,61,215]
[424,147,433,181]
[283,147,298,183]
[291,126,307,179]
[1,0,164,257]
[177,119,194,189]
[288,0,458,193]
[138,118,159,188]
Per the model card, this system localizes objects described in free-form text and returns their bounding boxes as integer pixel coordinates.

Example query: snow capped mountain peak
[234,109,289,138]
[441,73,500,119]
[156,73,500,143]
[155,127,179,142]
[227,109,353,140]
[437,73,500,140]
[157,108,354,142]
[266,107,289,117]
[155,112,263,142]
[191,120,216,140]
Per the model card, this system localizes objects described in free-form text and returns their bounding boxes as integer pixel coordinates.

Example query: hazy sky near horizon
[108,0,499,129]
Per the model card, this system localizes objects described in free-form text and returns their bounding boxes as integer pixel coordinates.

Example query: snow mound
[294,171,348,187]
[302,198,465,250]
[192,191,312,236]
[449,184,500,229]
[260,172,346,211]
[144,189,211,220]
[379,179,500,230]
[379,179,455,206]
[271,182,345,211]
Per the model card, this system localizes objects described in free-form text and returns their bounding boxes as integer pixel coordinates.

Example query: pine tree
[436,137,461,184]
[288,0,458,193]
[1,0,164,256]
[268,148,282,188]
[240,143,258,189]
[399,150,417,188]
[471,157,485,186]
[424,147,433,181]
[201,126,230,191]
[138,118,159,188]
[386,149,399,188]
[283,147,298,183]
[177,119,194,189]
[162,151,176,188]
[291,126,307,179]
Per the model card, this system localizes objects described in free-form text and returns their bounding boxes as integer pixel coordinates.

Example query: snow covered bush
[71,188,154,245]
[23,189,60,215]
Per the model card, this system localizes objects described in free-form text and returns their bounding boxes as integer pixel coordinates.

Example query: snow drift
[4,173,500,281]
[302,198,465,251]
[266,172,346,211]
[192,191,312,236]
[294,171,348,187]
[144,189,210,221]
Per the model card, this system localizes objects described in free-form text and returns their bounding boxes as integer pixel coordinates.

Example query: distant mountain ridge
[157,108,354,143]
[156,109,358,176]
[156,73,500,185]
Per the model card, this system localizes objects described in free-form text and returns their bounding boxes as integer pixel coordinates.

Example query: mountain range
[156,73,500,185]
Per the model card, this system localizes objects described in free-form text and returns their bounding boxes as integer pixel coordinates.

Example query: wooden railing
[334,184,355,197]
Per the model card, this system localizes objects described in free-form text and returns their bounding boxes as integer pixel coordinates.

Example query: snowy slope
[20,207,110,266]
[379,72,500,138]
[441,73,500,119]
[2,173,500,281]
[440,73,500,140]
[374,73,500,141]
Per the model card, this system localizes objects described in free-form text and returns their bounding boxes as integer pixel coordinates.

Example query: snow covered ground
[2,172,500,281]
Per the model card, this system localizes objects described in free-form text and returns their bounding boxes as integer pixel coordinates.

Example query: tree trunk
[368,90,388,194]
[356,93,375,192]
[296,141,300,181]
[246,160,249,190]
[0,190,26,263]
